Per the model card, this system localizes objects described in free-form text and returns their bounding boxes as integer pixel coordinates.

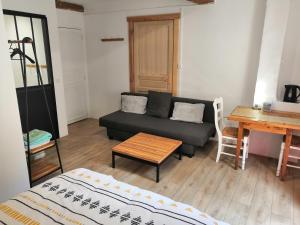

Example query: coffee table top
[112,133,182,164]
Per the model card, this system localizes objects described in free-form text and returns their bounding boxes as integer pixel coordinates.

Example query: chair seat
[283,135,300,147]
[222,127,249,138]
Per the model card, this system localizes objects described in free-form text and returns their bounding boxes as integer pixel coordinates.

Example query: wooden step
[26,141,55,155]
[31,162,60,182]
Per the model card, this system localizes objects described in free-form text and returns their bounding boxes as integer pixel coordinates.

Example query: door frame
[127,13,180,95]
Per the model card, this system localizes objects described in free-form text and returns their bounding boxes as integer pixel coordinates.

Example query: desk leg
[280,129,292,181]
[179,149,182,160]
[235,123,244,170]
[112,153,116,168]
[156,165,160,183]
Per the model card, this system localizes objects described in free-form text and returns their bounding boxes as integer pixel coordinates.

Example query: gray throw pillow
[146,91,172,118]
[171,102,205,123]
[121,95,148,114]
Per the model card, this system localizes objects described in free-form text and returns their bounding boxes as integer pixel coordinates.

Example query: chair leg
[276,143,285,177]
[246,137,249,159]
[242,137,248,170]
[216,137,223,163]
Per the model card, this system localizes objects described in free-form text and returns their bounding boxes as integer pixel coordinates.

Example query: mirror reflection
[4,14,50,88]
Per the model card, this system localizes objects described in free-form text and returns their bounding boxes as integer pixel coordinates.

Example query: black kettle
[283,85,300,103]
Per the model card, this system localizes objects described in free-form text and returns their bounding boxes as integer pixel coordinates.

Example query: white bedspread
[0,168,229,225]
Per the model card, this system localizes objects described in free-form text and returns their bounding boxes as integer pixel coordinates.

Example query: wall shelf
[101,38,124,42]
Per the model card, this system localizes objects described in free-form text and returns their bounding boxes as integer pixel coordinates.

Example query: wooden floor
[47,119,300,225]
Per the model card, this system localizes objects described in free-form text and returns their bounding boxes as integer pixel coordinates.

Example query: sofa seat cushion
[99,111,215,147]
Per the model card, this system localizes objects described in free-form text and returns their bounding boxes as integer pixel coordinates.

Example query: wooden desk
[228,106,300,180]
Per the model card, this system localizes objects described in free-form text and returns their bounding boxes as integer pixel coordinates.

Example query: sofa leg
[187,151,195,158]
[180,145,196,158]
[182,152,194,158]
[108,136,114,140]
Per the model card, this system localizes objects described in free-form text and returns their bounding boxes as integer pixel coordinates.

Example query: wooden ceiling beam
[55,0,84,12]
[187,0,214,4]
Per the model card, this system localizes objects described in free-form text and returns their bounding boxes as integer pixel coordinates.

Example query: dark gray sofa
[99,92,216,157]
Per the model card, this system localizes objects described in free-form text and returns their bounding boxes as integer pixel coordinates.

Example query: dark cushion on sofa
[146,91,172,118]
[99,111,215,147]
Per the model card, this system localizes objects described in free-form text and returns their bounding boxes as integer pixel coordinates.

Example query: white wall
[57,9,85,29]
[180,0,266,115]
[85,0,266,118]
[2,0,68,137]
[0,0,30,201]
[277,0,300,101]
[253,0,290,106]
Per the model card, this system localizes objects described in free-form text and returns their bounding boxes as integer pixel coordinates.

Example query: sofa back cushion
[121,92,215,124]
[171,97,215,124]
[121,95,148,114]
[146,91,172,118]
[171,102,205,123]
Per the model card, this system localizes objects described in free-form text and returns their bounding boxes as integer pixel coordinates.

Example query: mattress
[0,168,229,225]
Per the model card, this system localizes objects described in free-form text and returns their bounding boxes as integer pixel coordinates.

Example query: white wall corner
[253,0,291,106]
[0,1,30,201]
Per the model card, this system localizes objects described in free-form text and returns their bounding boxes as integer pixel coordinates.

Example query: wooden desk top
[228,106,300,130]
[112,133,182,164]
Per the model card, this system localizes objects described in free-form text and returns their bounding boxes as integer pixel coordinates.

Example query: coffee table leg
[179,149,182,160]
[112,153,115,168]
[156,165,160,183]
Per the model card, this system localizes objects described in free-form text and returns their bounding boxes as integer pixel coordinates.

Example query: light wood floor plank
[246,159,275,225]
[205,163,241,220]
[234,157,259,206]
[225,201,251,225]
[271,175,293,221]
[270,214,291,225]
[294,176,300,225]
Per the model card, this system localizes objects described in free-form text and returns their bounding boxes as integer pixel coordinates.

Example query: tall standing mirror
[3,10,59,139]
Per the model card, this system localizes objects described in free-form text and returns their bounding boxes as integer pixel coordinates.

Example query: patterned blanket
[0,168,229,225]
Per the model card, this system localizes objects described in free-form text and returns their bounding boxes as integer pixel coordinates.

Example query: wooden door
[59,28,88,124]
[128,14,180,95]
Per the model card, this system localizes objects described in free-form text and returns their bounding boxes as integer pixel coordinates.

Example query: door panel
[64,82,87,122]
[134,20,173,93]
[129,15,179,94]
[59,28,88,124]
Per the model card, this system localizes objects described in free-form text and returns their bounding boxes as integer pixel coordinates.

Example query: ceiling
[62,0,196,14]
[63,0,193,13]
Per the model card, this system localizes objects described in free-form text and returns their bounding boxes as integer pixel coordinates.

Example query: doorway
[127,13,180,95]
[58,27,88,124]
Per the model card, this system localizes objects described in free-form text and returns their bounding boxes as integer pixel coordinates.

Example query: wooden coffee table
[112,133,182,182]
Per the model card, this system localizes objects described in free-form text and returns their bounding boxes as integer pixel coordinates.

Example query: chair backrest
[213,97,224,137]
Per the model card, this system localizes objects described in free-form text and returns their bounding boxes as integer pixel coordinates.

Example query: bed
[0,168,229,225]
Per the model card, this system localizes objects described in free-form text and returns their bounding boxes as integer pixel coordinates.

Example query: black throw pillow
[146,91,172,118]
